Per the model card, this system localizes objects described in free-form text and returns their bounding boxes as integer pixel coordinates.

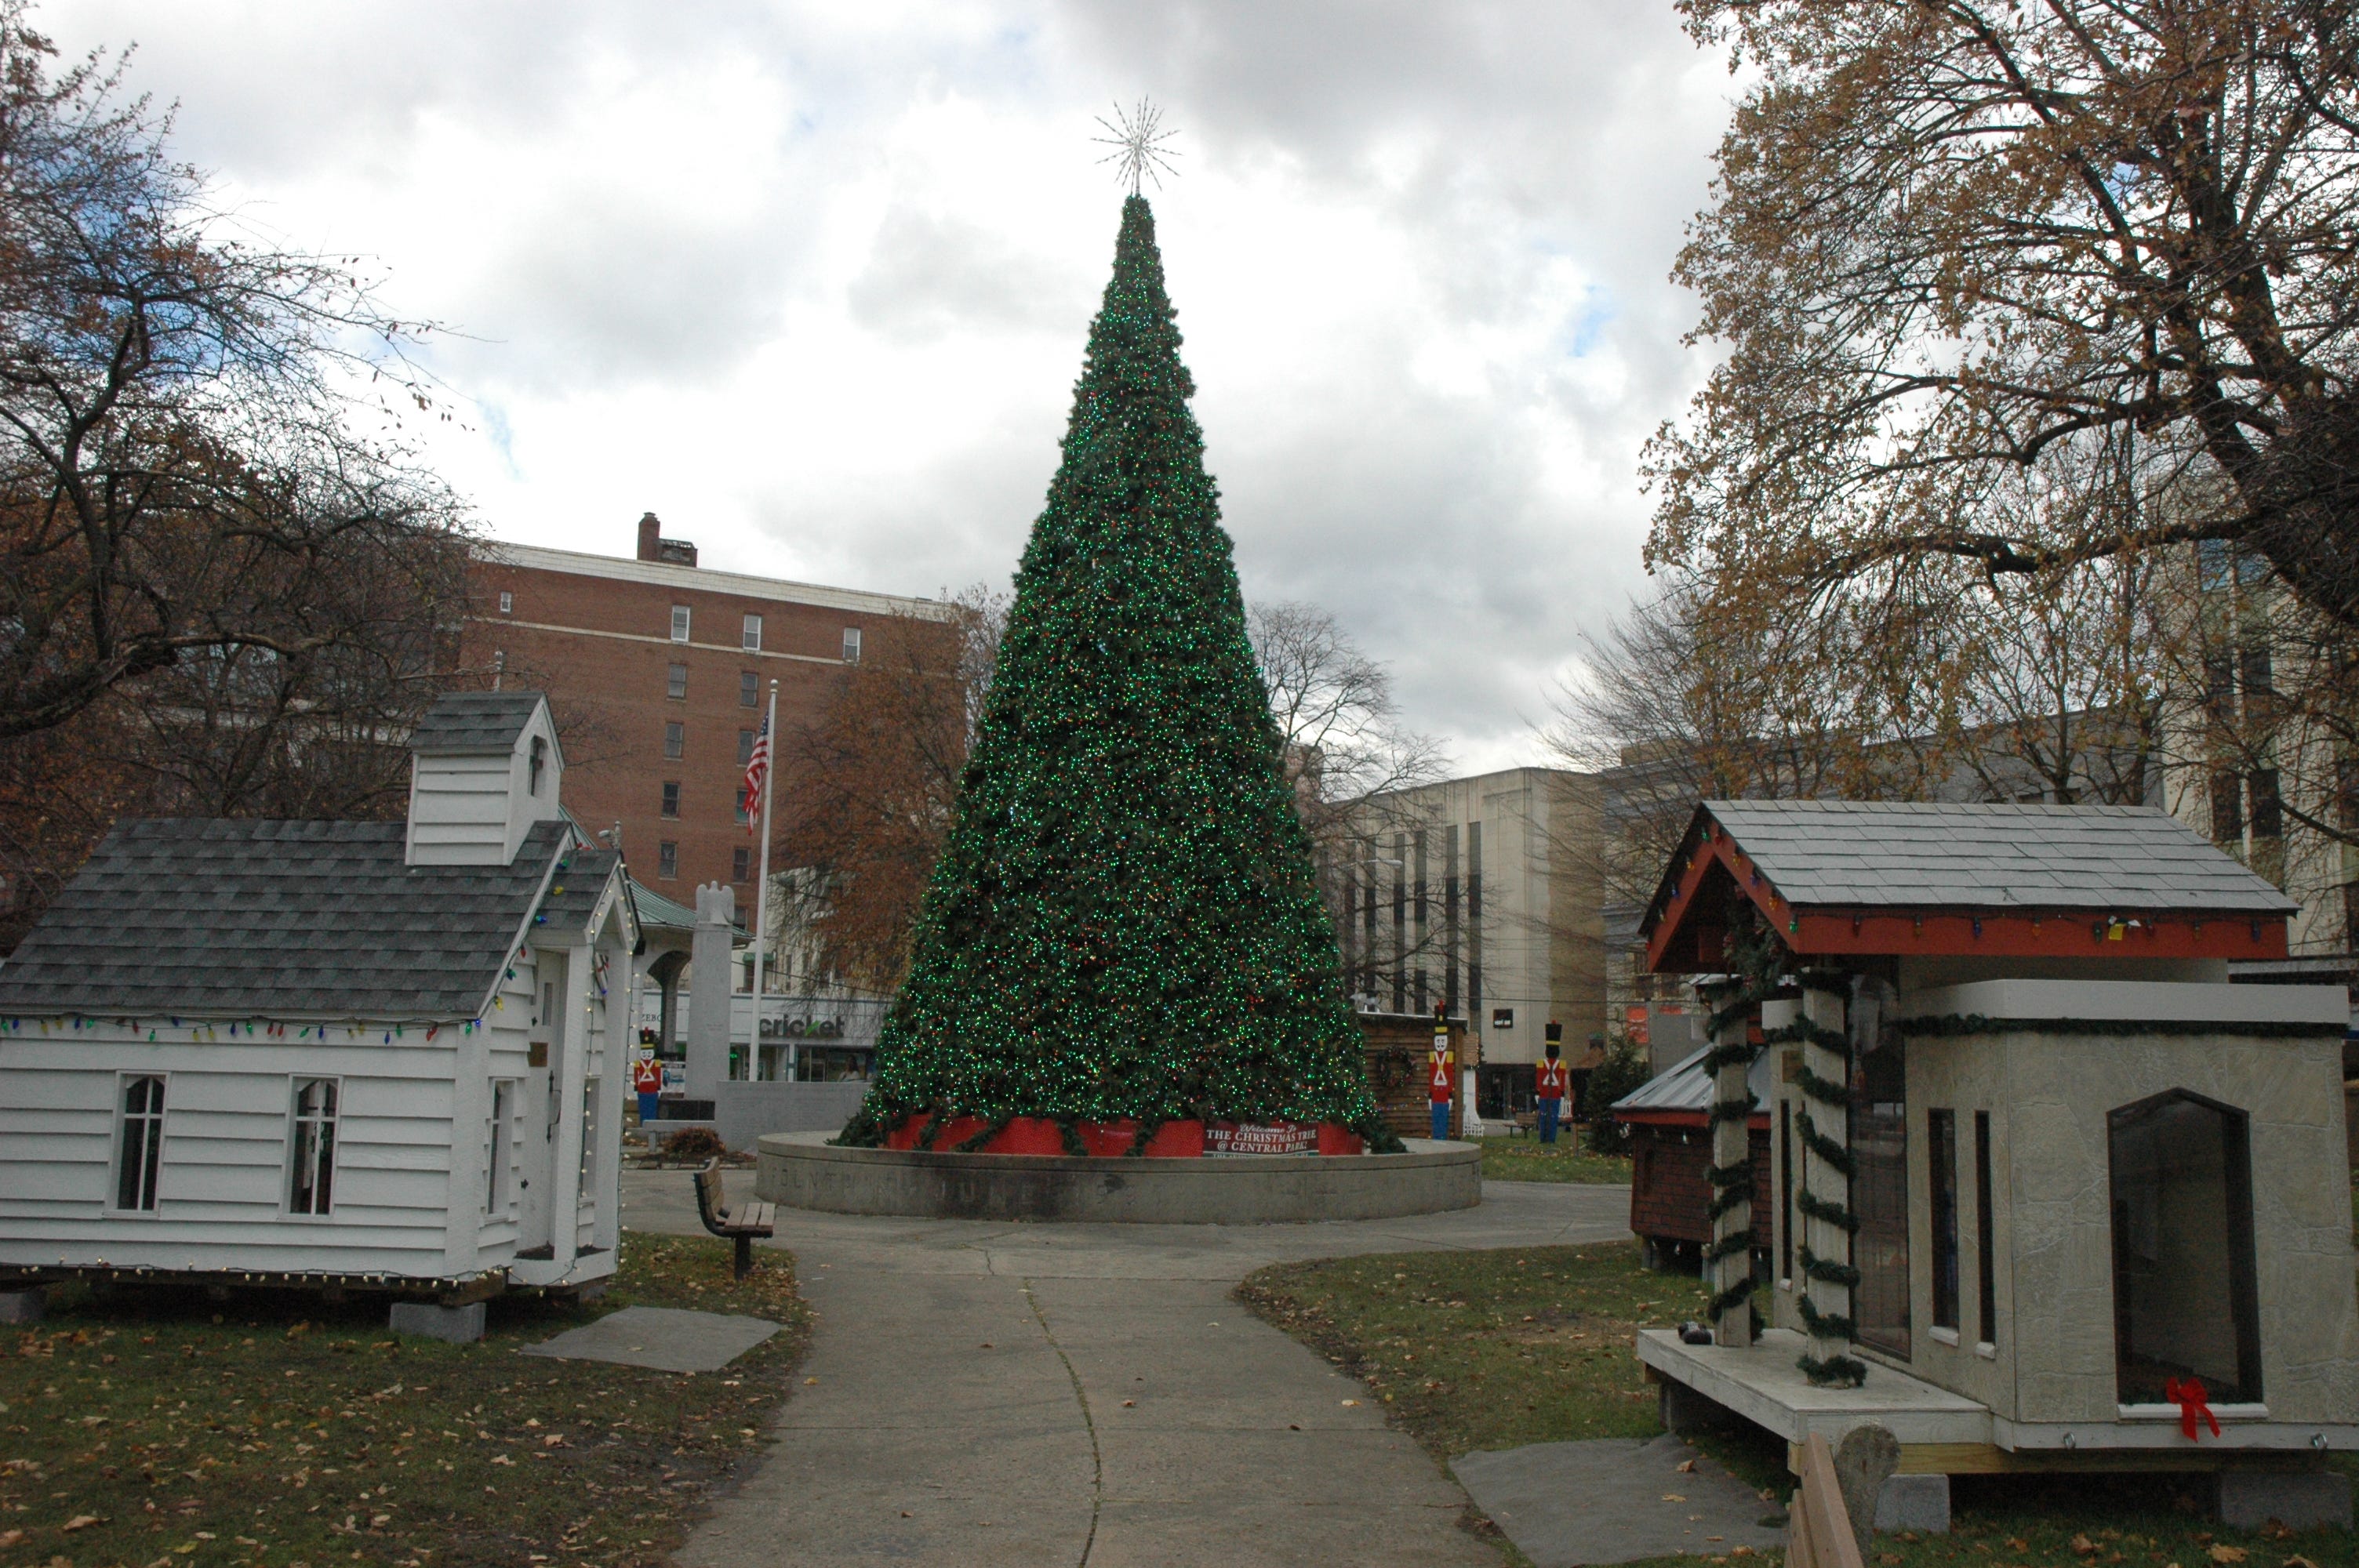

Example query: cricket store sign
[759,1014,849,1040]
[1204,1122,1318,1156]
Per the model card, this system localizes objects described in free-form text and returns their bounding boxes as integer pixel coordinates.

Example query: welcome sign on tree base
[836,191,1396,1163]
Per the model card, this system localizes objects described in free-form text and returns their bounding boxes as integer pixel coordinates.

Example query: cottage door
[515,971,564,1257]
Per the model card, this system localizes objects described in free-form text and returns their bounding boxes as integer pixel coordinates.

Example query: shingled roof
[409,691,547,756]
[533,848,637,942]
[0,818,580,1018]
[1682,800,2297,916]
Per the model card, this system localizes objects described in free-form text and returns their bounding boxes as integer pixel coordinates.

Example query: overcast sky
[53,1,1733,775]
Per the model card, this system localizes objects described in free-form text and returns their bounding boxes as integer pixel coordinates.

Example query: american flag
[740,713,771,832]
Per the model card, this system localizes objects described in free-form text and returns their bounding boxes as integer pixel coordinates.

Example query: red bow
[2164,1377,2219,1440]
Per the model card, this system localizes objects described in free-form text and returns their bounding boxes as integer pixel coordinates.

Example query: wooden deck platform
[1637,1329,2358,1475]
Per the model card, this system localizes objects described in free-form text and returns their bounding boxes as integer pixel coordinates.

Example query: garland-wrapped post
[1699,975,1757,1348]
[1794,972,1865,1386]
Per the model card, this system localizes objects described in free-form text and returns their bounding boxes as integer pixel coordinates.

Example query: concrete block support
[389,1301,487,1344]
[1874,1474,1950,1534]
[0,1288,44,1324]
[2216,1470,2352,1532]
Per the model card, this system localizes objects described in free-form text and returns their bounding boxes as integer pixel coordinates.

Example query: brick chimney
[635,510,699,568]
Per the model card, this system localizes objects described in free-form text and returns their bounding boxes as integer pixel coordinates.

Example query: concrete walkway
[620,1170,1633,1567]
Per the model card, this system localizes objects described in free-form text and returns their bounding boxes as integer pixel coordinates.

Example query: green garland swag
[1893,1013,2344,1040]
[1800,1350,1868,1384]
[1794,1108,1856,1178]
[1798,1243,1860,1287]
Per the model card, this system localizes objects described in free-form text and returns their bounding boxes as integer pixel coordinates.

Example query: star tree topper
[1093,97,1180,194]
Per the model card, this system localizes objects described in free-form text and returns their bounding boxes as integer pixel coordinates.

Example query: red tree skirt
[881,1115,1364,1158]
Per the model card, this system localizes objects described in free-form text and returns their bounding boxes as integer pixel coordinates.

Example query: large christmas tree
[842,195,1389,1152]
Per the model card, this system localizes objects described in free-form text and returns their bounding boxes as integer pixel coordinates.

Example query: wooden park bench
[693,1158,775,1279]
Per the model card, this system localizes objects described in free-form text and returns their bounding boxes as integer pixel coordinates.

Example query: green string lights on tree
[841,194,1389,1151]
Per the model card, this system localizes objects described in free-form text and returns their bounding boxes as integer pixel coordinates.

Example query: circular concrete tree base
[754,1131,1482,1223]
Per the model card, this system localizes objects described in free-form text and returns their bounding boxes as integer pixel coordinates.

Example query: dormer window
[529,736,547,797]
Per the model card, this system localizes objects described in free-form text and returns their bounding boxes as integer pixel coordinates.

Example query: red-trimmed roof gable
[1641,800,2295,974]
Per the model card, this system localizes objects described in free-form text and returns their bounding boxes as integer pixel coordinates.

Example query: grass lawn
[1237,1241,1708,1464]
[1476,1134,1634,1185]
[1238,1243,2357,1568]
[0,1232,810,1568]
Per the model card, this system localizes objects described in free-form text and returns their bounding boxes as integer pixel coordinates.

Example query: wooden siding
[407,753,516,864]
[1628,1120,1772,1248]
[0,1033,468,1277]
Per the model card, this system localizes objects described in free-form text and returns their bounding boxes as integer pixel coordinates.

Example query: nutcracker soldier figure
[1536,1022,1568,1144]
[1428,1004,1452,1142]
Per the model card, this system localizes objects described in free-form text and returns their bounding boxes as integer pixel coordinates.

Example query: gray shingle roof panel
[0,818,572,1018]
[409,691,547,755]
[1703,800,2296,914]
[533,849,633,942]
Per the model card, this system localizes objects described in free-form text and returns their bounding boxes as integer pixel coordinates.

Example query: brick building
[465,514,944,898]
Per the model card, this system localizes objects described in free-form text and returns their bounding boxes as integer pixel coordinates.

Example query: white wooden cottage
[0,691,635,1300]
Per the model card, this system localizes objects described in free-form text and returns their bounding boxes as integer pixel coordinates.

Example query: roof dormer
[405,691,566,866]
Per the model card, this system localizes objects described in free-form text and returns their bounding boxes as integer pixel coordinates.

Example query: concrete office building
[465,514,944,900]
[1335,767,1607,1075]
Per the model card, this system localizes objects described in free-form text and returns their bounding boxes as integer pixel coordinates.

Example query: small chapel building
[1633,800,2357,1531]
[0,692,635,1310]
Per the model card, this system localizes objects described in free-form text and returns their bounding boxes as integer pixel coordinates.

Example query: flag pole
[749,679,778,1080]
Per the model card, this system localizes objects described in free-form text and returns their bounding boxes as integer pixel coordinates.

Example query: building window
[733,847,751,881]
[738,728,755,766]
[2109,1088,2262,1405]
[841,626,862,662]
[2209,769,2244,844]
[487,1081,514,1217]
[740,670,758,707]
[2248,768,2283,839]
[2240,637,2274,699]
[743,613,762,652]
[665,721,685,760]
[667,662,688,700]
[671,605,691,643]
[1975,1110,1997,1348]
[661,781,681,818]
[528,736,546,797]
[735,797,748,826]
[1928,1109,1959,1333]
[288,1078,339,1216]
[114,1074,166,1211]
[658,840,678,879]
[498,591,513,615]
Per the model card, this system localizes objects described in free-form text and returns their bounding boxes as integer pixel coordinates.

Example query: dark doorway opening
[2107,1089,2262,1405]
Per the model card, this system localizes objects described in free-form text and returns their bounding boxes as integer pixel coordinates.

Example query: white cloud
[50,0,1732,774]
